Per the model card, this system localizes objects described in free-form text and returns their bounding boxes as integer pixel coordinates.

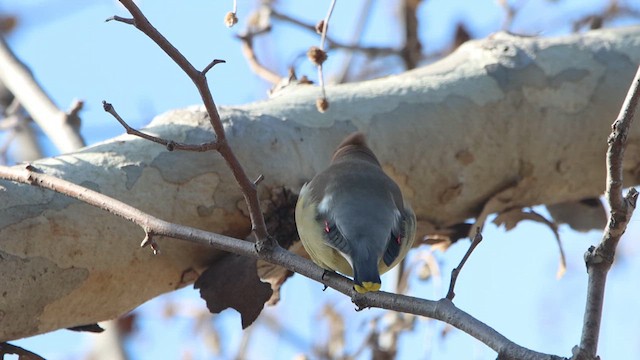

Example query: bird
[295,132,416,293]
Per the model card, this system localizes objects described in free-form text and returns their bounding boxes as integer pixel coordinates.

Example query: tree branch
[103,101,220,152]
[0,342,46,360]
[446,229,483,300]
[400,0,423,69]
[0,163,563,360]
[0,36,85,153]
[2,26,640,345]
[107,0,270,247]
[312,0,337,111]
[574,65,640,360]
[237,26,283,85]
[270,8,400,58]
[0,99,43,163]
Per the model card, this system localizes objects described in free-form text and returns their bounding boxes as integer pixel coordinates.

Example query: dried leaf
[257,187,304,305]
[257,241,306,305]
[546,198,606,232]
[493,208,567,279]
[319,304,345,358]
[194,254,272,329]
[116,313,136,336]
[66,323,105,333]
[472,177,536,236]
[417,261,432,280]
[421,223,473,250]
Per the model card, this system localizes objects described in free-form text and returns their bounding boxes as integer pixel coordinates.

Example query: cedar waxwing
[295,132,417,293]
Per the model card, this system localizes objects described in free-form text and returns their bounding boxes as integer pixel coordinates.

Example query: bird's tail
[353,262,382,293]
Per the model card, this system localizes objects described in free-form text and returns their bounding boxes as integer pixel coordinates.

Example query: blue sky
[5,1,640,359]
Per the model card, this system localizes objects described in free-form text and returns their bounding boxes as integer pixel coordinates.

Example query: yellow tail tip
[354,281,381,293]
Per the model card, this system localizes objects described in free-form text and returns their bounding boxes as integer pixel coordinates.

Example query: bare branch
[574,65,640,360]
[0,98,43,163]
[318,0,336,51]
[202,59,226,76]
[446,229,483,300]
[237,26,283,85]
[311,0,337,112]
[335,0,374,83]
[0,164,255,257]
[0,164,563,360]
[400,0,423,70]
[105,15,134,25]
[270,9,399,57]
[0,36,85,153]
[110,0,270,246]
[102,101,220,152]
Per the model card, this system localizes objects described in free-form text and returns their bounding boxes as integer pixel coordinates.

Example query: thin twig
[270,9,399,57]
[316,0,337,108]
[497,0,531,31]
[528,209,567,279]
[109,0,271,247]
[400,0,423,70]
[106,15,134,25]
[237,26,283,84]
[202,59,226,76]
[574,65,640,360]
[446,228,483,300]
[319,0,336,50]
[0,164,563,360]
[102,101,220,152]
[335,0,374,83]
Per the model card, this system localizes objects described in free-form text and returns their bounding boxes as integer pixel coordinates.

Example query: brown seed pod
[224,12,238,28]
[316,97,329,113]
[307,46,328,66]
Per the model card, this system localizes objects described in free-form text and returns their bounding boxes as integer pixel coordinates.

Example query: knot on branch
[351,292,369,312]
[626,187,639,209]
[572,345,602,360]
[608,119,628,145]
[140,231,160,255]
[583,245,614,269]
[254,235,277,255]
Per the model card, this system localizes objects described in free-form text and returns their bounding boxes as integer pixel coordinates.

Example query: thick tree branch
[573,65,640,360]
[0,36,84,153]
[0,164,563,359]
[2,26,640,343]
[0,99,43,163]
